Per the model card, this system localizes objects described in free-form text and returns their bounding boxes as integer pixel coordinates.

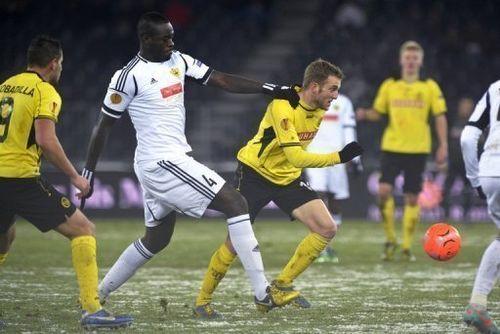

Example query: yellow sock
[71,236,101,314]
[402,204,420,250]
[0,253,7,265]
[276,233,329,286]
[380,196,396,243]
[195,243,236,306]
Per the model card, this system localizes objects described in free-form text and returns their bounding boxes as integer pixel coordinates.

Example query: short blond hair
[400,40,424,56]
[302,58,344,88]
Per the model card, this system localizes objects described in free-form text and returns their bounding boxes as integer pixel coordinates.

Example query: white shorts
[480,177,500,229]
[305,164,349,199]
[134,155,226,227]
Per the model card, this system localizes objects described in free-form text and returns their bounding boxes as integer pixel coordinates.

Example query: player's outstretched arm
[34,118,90,198]
[206,70,299,106]
[283,142,364,168]
[84,114,116,171]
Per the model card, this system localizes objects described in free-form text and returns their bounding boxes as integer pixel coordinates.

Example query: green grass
[0,218,498,333]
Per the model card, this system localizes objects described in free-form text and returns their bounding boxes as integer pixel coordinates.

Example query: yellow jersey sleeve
[282,146,340,167]
[373,78,393,114]
[268,100,301,147]
[427,79,447,115]
[35,82,61,122]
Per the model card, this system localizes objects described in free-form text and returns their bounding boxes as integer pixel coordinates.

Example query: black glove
[475,186,486,200]
[262,83,300,108]
[339,142,364,163]
[80,168,95,209]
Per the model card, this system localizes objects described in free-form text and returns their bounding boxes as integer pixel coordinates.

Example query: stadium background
[2,0,499,221]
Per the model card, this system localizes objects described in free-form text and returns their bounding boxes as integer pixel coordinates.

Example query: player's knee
[79,220,96,237]
[378,189,391,202]
[309,219,336,239]
[405,194,419,206]
[321,221,337,239]
[67,220,95,239]
[141,229,171,254]
[220,189,249,217]
[378,183,393,200]
[140,235,169,254]
[229,192,248,216]
[209,182,249,217]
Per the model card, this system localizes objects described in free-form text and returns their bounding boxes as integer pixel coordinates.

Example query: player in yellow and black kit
[0,35,132,329]
[357,41,448,262]
[193,59,363,318]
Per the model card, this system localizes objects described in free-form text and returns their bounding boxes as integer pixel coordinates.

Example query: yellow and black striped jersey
[237,99,327,185]
[0,71,61,178]
[373,77,447,154]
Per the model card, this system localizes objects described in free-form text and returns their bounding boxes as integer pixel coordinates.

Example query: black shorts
[235,164,319,222]
[379,151,428,194]
[0,177,76,233]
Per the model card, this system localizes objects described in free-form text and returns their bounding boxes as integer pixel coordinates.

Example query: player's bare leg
[0,221,16,265]
[378,182,397,260]
[318,196,345,263]
[98,213,176,302]
[262,199,336,308]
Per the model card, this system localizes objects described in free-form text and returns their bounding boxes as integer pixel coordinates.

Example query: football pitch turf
[0,218,498,333]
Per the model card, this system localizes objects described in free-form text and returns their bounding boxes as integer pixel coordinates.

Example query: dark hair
[137,12,169,38]
[302,58,344,88]
[27,35,62,67]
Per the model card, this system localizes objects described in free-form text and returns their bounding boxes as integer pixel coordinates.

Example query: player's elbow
[460,126,481,152]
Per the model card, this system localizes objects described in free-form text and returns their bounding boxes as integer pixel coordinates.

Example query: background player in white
[461,80,500,333]
[305,93,361,263]
[81,12,300,317]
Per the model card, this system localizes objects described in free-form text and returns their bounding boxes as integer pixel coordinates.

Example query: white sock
[227,214,268,300]
[332,213,342,226]
[99,239,153,301]
[471,238,500,307]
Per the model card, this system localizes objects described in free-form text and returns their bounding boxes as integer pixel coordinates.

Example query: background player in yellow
[194,59,363,317]
[357,41,448,261]
[0,35,132,329]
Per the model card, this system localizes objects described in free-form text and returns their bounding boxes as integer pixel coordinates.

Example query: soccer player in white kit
[81,12,300,318]
[305,93,361,262]
[461,80,500,333]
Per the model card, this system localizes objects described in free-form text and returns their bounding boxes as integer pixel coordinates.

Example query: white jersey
[306,94,357,153]
[461,80,500,187]
[101,51,212,162]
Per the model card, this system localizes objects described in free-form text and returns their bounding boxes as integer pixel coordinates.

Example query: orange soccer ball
[423,223,462,261]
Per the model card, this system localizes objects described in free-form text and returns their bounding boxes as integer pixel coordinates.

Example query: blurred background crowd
[2,0,499,219]
[2,0,499,166]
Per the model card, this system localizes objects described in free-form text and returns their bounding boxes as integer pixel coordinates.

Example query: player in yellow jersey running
[357,41,448,261]
[193,58,363,317]
[0,35,132,329]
